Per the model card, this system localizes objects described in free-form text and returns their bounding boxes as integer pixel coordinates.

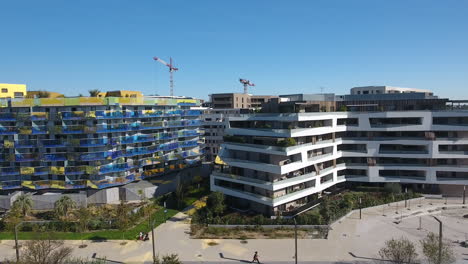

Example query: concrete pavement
[1,197,467,263]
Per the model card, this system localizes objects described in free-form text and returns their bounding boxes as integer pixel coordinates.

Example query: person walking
[252,251,260,263]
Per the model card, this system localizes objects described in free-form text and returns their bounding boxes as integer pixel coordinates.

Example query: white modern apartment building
[211,91,468,216]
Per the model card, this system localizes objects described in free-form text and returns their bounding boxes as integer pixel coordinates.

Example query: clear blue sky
[1,0,467,100]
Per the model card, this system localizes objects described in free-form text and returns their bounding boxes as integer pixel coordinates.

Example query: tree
[18,239,73,264]
[76,207,91,248]
[420,232,456,264]
[319,196,331,224]
[36,91,51,98]
[154,254,182,264]
[116,201,130,243]
[12,194,33,217]
[175,175,185,209]
[54,196,76,221]
[384,183,402,195]
[88,89,101,97]
[378,237,418,264]
[206,192,225,216]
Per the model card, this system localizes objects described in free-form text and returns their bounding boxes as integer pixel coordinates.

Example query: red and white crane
[239,78,255,94]
[153,57,179,96]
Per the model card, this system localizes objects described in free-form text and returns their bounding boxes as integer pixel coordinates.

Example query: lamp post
[293,217,297,264]
[432,216,443,264]
[150,214,156,263]
[405,187,408,208]
[463,185,466,205]
[14,223,20,262]
[359,197,362,219]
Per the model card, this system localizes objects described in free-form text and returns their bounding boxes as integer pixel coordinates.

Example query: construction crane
[239,78,255,94]
[153,57,179,96]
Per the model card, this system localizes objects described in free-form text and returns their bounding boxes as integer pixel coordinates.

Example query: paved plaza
[1,197,467,263]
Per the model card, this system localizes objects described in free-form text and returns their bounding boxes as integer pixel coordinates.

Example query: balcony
[0,181,22,190]
[42,140,66,148]
[43,154,67,162]
[183,110,202,116]
[0,113,16,121]
[0,169,19,176]
[0,127,18,135]
[15,140,35,148]
[180,140,198,148]
[15,154,37,162]
[79,138,109,147]
[99,163,132,174]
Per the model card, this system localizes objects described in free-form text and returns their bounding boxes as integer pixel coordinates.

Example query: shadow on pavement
[219,252,251,263]
[348,251,385,262]
[89,236,108,242]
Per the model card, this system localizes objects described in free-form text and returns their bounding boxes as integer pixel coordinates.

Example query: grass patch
[0,208,178,240]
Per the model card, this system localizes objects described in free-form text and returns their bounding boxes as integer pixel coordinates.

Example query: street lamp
[463,185,466,205]
[359,197,362,219]
[293,217,297,264]
[432,216,443,264]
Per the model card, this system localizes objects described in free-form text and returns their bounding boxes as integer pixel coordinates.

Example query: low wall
[207,224,329,229]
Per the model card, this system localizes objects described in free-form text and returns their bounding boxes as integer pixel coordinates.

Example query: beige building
[211,93,278,109]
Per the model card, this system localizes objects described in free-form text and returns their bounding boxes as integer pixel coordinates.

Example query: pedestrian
[139,232,143,240]
[252,251,260,263]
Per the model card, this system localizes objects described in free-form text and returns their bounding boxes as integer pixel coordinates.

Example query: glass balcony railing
[0,181,22,190]
[0,127,18,135]
[0,113,16,121]
[43,153,67,161]
[0,168,19,176]
[42,140,66,148]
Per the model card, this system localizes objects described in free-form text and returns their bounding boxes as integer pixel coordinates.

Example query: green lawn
[0,208,178,240]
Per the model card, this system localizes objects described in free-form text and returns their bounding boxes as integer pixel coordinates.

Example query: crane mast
[239,78,255,94]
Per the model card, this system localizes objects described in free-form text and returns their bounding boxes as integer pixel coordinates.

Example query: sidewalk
[1,198,467,263]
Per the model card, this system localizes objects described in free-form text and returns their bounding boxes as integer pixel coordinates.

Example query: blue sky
[0,0,467,100]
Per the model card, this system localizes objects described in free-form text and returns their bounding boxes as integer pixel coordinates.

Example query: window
[363,91,369,94]
[1,88,7,93]
[14,92,24,97]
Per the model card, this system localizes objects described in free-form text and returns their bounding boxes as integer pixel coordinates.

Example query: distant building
[210,93,278,109]
[350,86,433,95]
[0,84,26,99]
[201,108,243,162]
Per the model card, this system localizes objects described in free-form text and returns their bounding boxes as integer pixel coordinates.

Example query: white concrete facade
[211,110,468,215]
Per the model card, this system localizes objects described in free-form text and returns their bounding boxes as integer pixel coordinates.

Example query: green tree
[384,183,402,195]
[76,207,91,247]
[153,254,182,264]
[37,91,51,98]
[12,194,33,217]
[88,89,101,97]
[420,232,456,264]
[378,237,418,264]
[54,196,76,221]
[116,201,130,243]
[319,196,331,224]
[206,192,226,217]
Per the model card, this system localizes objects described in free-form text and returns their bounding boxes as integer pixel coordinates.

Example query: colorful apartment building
[0,95,203,192]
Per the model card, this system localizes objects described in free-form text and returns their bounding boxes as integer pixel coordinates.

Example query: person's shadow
[219,252,252,263]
